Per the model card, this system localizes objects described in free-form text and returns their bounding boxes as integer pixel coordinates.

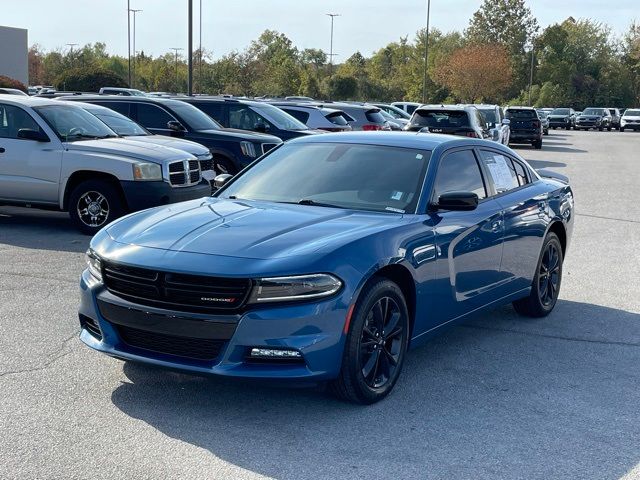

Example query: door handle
[0,147,5,153]
[491,220,502,233]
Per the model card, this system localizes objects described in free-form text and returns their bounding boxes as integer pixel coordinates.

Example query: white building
[0,25,28,86]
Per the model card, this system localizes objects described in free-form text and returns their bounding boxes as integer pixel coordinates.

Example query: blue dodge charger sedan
[79,132,574,404]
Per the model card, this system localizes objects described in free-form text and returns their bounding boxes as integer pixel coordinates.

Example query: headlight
[132,162,162,181]
[621,119,627,125]
[248,274,342,303]
[240,141,257,158]
[85,249,102,281]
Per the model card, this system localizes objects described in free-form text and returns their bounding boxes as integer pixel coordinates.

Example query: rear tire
[513,232,563,317]
[68,180,125,235]
[607,126,612,131]
[330,278,409,404]
[533,139,542,149]
[620,127,625,132]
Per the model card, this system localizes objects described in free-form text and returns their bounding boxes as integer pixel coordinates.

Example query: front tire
[513,232,563,317]
[69,180,125,235]
[620,127,625,132]
[533,139,542,149]
[330,278,409,404]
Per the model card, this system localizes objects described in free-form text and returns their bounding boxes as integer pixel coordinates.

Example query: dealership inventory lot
[1,131,639,479]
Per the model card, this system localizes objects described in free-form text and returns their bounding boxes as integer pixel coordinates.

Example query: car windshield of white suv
[623,109,640,116]
[479,109,498,124]
[34,105,118,142]
[90,110,149,136]
[254,104,309,130]
[220,143,431,214]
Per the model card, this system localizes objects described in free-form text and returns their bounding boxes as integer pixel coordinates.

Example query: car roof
[59,94,186,107]
[0,94,70,108]
[286,131,494,150]
[505,106,536,110]
[416,104,477,112]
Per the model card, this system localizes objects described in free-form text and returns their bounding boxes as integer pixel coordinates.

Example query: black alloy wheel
[330,278,409,404]
[513,232,563,317]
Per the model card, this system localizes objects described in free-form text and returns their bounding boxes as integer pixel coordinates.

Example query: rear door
[0,103,62,204]
[132,103,178,135]
[428,148,505,323]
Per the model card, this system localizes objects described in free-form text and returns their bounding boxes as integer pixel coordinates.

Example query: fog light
[250,348,302,359]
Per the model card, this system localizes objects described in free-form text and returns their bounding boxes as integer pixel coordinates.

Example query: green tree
[54,66,127,91]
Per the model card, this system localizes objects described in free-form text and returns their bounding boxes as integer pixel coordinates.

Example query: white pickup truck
[0,95,211,234]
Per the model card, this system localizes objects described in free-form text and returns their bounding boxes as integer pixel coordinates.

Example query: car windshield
[34,105,118,142]
[254,104,308,130]
[552,108,570,115]
[479,109,497,124]
[583,108,604,115]
[505,109,536,119]
[220,142,431,214]
[412,110,470,127]
[623,109,640,116]
[89,109,149,136]
[169,101,222,131]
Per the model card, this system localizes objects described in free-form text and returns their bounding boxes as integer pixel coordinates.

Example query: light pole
[129,9,142,88]
[188,0,193,96]
[422,0,431,104]
[326,13,340,77]
[527,39,535,106]
[127,0,131,87]
[170,47,183,93]
[199,0,203,94]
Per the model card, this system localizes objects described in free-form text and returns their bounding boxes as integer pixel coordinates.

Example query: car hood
[123,135,210,156]
[106,197,407,259]
[64,137,193,163]
[195,128,282,143]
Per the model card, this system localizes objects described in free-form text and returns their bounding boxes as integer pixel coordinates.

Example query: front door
[428,148,505,324]
[0,103,62,204]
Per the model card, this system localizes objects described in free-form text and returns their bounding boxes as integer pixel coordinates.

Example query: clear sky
[3,1,638,59]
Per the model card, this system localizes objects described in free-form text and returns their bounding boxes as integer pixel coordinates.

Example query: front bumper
[548,119,570,127]
[120,180,212,211]
[78,270,348,382]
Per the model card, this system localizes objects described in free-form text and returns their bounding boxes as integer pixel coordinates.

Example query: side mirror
[213,173,233,189]
[501,118,511,126]
[254,122,269,133]
[433,191,479,211]
[167,120,186,134]
[418,126,430,133]
[17,128,49,142]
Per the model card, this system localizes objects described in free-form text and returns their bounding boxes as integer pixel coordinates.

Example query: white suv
[0,95,211,234]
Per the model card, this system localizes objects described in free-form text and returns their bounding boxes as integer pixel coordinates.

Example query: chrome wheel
[77,191,110,228]
[538,242,561,306]
[359,296,404,389]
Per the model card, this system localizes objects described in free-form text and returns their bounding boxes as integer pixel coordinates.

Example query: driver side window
[0,104,41,139]
[433,149,487,202]
[228,105,268,131]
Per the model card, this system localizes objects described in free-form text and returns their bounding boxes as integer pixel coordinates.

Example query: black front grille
[102,261,252,313]
[199,159,214,171]
[190,170,200,183]
[117,324,225,360]
[168,160,201,186]
[168,162,183,173]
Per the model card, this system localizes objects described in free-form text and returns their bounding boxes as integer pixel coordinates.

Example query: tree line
[24,0,640,109]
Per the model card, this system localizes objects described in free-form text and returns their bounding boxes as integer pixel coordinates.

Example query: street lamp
[527,38,536,106]
[422,0,431,104]
[129,8,142,88]
[127,0,131,86]
[326,13,340,77]
[199,0,203,94]
[170,47,183,93]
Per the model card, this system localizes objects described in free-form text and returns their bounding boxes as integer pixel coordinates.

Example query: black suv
[505,106,543,149]
[61,95,282,174]
[404,105,490,139]
[177,97,322,142]
[608,108,621,130]
[575,108,612,131]
[547,108,576,130]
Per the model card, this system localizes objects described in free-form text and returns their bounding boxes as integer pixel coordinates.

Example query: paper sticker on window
[416,153,423,160]
[484,154,513,192]
[390,191,403,201]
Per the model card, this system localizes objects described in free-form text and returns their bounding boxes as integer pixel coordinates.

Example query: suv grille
[102,261,252,313]
[168,159,201,187]
[116,324,225,360]
[261,143,278,155]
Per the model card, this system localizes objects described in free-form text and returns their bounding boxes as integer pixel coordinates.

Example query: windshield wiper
[65,133,117,141]
[297,199,343,209]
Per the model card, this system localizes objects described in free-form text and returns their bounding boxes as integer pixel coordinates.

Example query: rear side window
[406,105,418,114]
[93,101,130,117]
[0,104,41,139]
[505,109,536,119]
[412,110,470,128]
[433,150,487,201]
[282,109,310,124]
[365,109,386,124]
[478,150,530,193]
[192,102,225,123]
[325,111,350,126]
[135,103,175,129]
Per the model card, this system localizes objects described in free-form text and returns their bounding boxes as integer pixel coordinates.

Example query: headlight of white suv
[85,249,102,281]
[132,162,162,181]
[621,119,627,126]
[247,274,342,303]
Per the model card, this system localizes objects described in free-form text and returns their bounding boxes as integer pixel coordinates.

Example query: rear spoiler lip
[536,168,569,184]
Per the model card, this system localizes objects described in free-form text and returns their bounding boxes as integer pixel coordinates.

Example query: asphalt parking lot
[1,130,639,480]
